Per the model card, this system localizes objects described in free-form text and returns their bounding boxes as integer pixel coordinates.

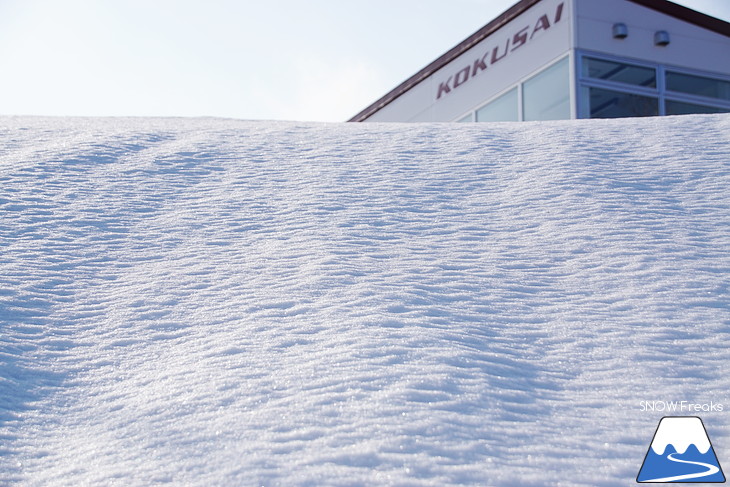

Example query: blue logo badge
[637,416,725,483]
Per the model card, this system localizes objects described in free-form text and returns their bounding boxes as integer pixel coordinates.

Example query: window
[476,88,518,122]
[583,87,658,119]
[582,57,656,88]
[457,114,473,122]
[578,53,730,120]
[666,100,730,116]
[523,57,570,121]
[666,71,730,101]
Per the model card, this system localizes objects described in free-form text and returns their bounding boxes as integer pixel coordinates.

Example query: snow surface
[1,114,729,486]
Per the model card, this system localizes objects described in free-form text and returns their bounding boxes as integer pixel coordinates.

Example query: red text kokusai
[437,2,564,99]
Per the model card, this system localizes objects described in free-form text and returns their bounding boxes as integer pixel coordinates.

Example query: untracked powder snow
[1,114,729,486]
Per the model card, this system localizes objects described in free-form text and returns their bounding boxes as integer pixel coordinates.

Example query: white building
[349,0,730,122]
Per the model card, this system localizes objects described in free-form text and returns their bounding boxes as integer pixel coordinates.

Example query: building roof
[348,0,730,122]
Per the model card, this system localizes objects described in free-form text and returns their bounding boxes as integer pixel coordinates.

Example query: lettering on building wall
[436,2,564,99]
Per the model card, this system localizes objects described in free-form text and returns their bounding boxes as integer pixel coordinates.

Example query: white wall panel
[575,0,730,75]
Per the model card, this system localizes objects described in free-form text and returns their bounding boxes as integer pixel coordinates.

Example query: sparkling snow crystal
[1,115,729,485]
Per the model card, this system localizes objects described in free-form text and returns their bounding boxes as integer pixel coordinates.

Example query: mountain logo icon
[637,416,725,483]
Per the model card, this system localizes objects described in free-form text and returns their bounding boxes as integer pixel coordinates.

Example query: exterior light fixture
[612,23,628,39]
[654,30,670,46]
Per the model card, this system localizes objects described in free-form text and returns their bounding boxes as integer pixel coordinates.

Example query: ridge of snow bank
[1,115,729,486]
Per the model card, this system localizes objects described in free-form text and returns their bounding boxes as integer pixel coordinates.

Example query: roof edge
[627,0,730,39]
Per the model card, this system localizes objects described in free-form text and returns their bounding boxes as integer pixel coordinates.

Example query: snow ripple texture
[1,115,729,486]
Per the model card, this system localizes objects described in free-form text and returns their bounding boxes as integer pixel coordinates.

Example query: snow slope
[1,114,729,486]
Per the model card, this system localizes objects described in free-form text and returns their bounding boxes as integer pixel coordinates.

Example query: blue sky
[1,0,728,122]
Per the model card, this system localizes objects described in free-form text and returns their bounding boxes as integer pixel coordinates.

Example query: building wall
[366,0,573,122]
[361,0,730,122]
[575,0,730,76]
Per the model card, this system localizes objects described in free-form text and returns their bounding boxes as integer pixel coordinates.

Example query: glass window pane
[523,57,570,121]
[476,87,518,122]
[666,100,730,115]
[584,87,658,118]
[457,114,473,122]
[582,57,656,88]
[666,71,730,101]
